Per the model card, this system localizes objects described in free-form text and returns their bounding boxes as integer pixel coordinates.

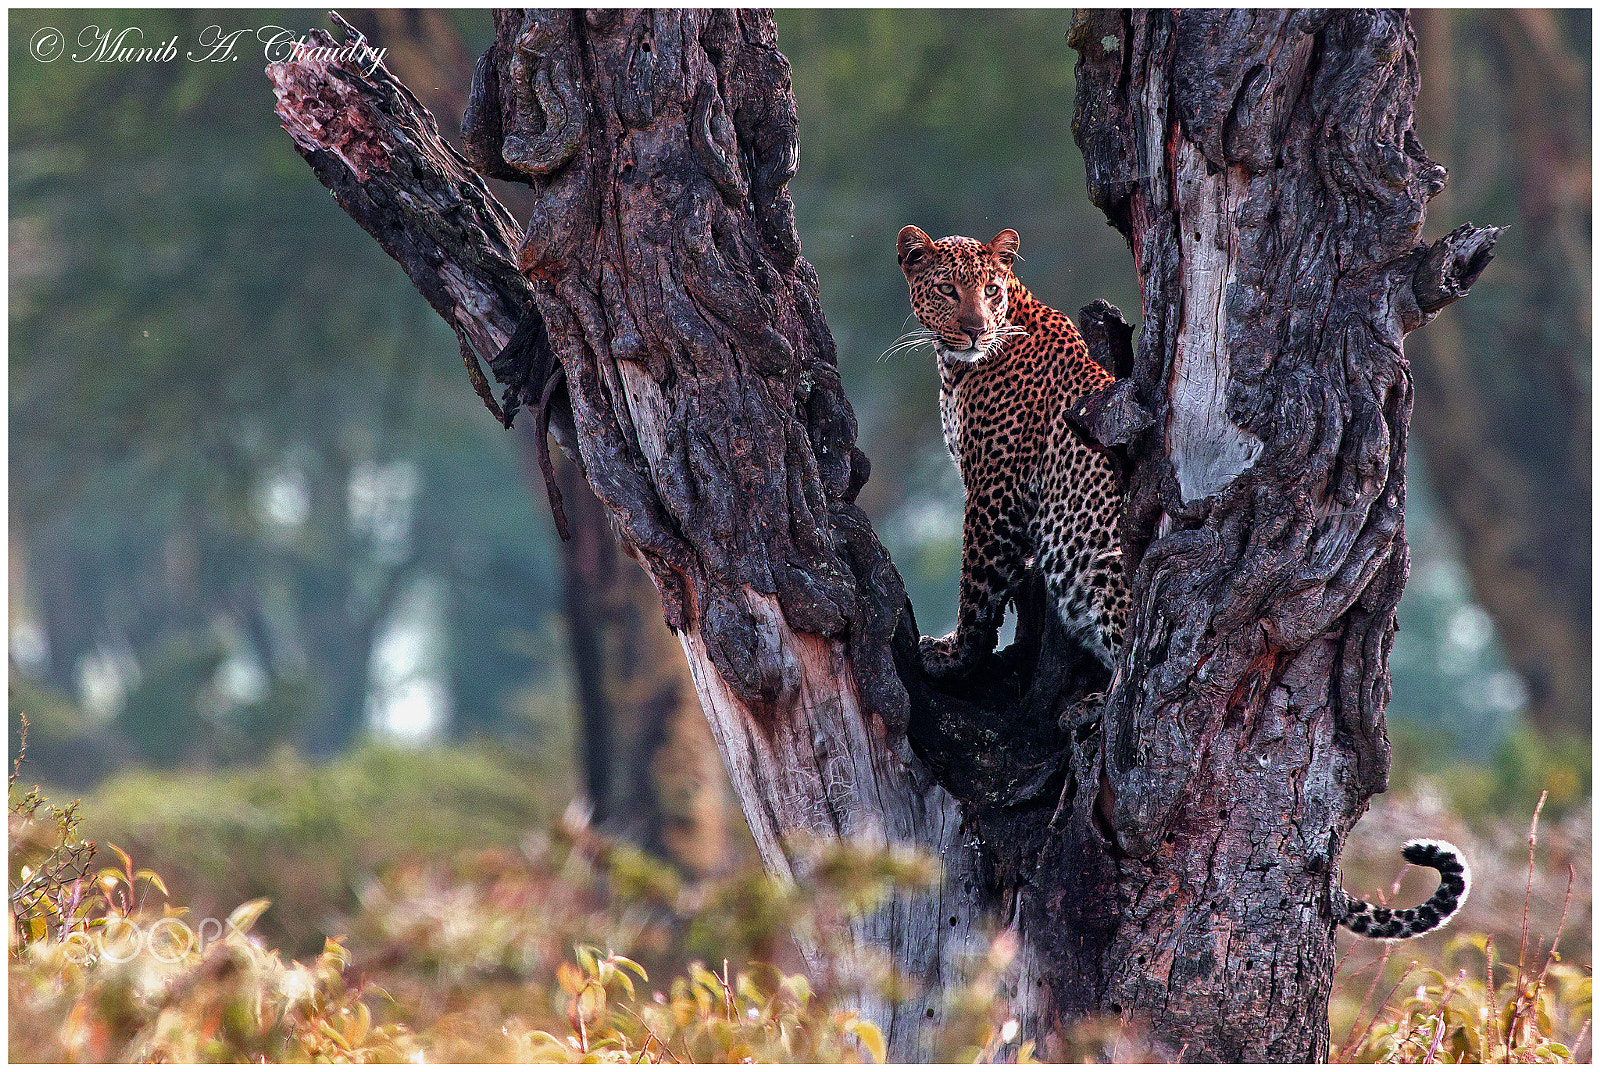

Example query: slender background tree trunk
[270,9,1499,1060]
[1408,9,1590,740]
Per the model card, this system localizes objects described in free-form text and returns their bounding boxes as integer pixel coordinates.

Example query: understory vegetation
[9,730,1590,1063]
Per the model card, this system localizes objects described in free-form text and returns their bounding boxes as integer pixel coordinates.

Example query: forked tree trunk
[270,9,1497,1061]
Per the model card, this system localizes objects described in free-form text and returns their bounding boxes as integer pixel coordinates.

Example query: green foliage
[1386,721,1590,827]
[1489,729,1591,820]
[11,7,566,763]
[62,743,574,955]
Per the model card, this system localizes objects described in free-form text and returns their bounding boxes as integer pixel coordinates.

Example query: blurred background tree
[12,10,569,775]
[8,7,1589,911]
[1407,9,1590,751]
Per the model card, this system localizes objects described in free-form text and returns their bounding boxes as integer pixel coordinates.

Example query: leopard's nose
[957,317,986,344]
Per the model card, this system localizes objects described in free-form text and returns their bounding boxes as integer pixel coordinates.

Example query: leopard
[894,225,1472,943]
[893,224,1129,680]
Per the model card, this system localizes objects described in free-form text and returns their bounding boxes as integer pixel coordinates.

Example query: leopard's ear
[898,225,935,273]
[989,229,1020,269]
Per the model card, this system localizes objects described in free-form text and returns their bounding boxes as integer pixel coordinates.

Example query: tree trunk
[1064,10,1502,1056]
[551,449,616,819]
[269,9,1499,1060]
[521,434,733,872]
[455,11,979,1047]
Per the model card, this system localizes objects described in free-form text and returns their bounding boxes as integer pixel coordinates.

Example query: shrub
[58,742,574,955]
[13,769,1020,1062]
[11,727,411,1061]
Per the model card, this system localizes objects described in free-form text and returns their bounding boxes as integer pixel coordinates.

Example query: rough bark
[1067,9,1500,1058]
[269,9,1498,1061]
[271,15,985,1056]
[457,12,993,1049]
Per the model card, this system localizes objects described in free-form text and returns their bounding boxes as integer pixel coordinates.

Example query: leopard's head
[897,226,1020,364]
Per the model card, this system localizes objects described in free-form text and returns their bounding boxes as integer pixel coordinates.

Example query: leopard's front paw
[919,633,974,680]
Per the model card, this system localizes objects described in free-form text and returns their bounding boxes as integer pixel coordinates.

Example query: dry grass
[1333,791,1592,1063]
[11,736,1591,1063]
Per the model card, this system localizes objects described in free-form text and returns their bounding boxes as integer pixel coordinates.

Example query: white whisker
[879,327,941,361]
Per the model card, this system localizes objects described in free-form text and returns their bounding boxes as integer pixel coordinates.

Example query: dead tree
[269,9,1498,1061]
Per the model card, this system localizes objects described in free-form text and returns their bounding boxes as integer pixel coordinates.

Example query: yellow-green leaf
[226,897,271,935]
[612,955,648,983]
[848,1018,887,1064]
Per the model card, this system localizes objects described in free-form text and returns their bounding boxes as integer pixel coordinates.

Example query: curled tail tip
[1340,838,1471,941]
[1401,836,1463,861]
[1400,837,1473,901]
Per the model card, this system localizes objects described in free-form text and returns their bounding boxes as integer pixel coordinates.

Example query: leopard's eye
[935,283,957,298]
[984,284,1000,297]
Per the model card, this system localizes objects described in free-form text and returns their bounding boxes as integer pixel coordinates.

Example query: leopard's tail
[1336,839,1471,941]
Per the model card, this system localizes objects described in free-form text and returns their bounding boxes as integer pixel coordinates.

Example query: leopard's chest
[939,345,1059,491]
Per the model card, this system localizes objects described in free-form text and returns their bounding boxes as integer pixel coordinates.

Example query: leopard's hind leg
[1035,445,1127,669]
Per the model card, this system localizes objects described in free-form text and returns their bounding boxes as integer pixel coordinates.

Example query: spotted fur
[895,226,1130,678]
[1336,839,1472,941]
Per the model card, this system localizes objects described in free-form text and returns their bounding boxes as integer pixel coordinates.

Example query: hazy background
[9,8,1589,968]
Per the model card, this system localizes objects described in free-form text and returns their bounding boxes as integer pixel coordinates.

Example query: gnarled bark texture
[269,9,1497,1061]
[1067,10,1499,1057]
